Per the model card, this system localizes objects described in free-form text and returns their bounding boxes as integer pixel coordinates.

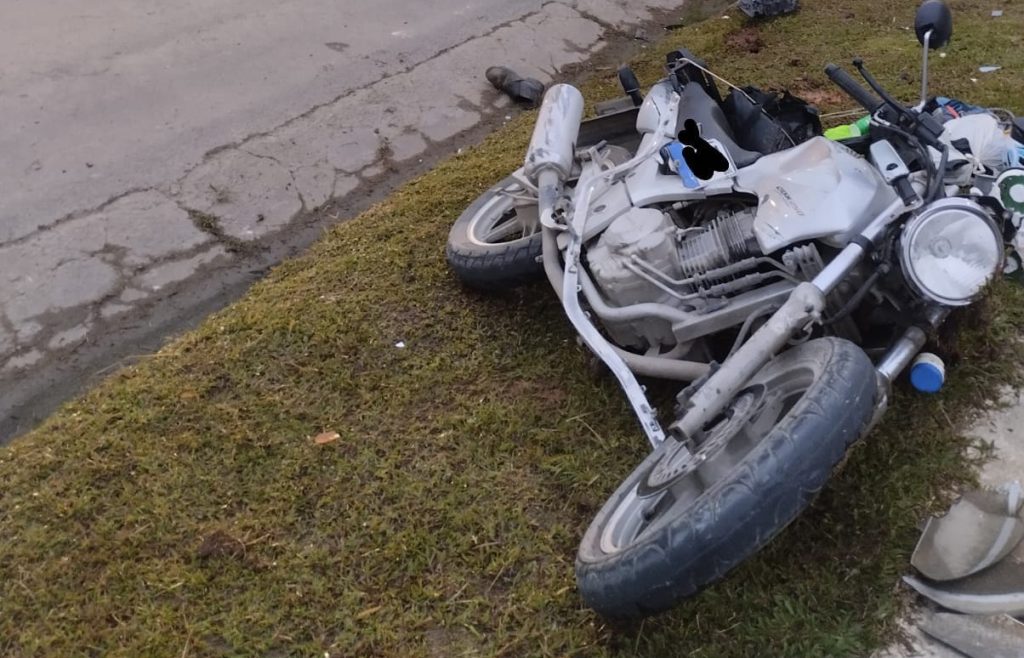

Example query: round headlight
[899,198,1003,307]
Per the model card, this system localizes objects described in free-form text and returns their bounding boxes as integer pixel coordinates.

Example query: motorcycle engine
[588,204,761,308]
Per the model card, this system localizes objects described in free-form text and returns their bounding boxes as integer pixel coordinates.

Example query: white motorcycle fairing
[735,137,898,253]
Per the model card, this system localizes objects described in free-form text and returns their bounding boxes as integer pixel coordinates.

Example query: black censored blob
[678,118,729,180]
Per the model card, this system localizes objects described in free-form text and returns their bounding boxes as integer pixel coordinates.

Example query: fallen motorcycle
[446,0,1024,618]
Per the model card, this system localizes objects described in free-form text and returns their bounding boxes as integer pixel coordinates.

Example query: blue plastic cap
[910,361,944,393]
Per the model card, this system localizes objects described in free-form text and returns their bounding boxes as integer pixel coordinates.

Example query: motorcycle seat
[678,82,762,169]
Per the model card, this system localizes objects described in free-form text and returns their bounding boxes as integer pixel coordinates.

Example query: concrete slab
[968,390,1024,485]
[0,0,689,440]
[0,0,543,244]
[88,191,211,266]
[176,149,303,241]
[919,613,1024,658]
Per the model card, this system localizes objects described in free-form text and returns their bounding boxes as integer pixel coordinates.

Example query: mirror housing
[915,0,953,49]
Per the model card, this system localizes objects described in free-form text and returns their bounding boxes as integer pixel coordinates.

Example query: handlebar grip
[825,64,884,113]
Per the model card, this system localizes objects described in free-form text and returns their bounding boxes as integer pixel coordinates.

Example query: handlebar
[825,60,950,203]
[825,64,884,113]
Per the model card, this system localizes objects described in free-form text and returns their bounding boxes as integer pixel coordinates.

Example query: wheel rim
[466,182,540,247]
[598,364,816,555]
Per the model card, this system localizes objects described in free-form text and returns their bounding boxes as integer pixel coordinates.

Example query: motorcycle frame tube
[553,165,668,447]
[541,228,710,383]
[534,89,684,449]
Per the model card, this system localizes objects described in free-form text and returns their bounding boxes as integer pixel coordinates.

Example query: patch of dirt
[196,529,246,560]
[424,626,478,658]
[788,75,849,109]
[505,379,569,406]
[726,27,764,54]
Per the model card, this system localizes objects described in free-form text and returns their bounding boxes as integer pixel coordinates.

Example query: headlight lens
[900,198,1003,307]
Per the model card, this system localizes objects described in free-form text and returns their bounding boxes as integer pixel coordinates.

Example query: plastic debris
[485,67,545,108]
[910,352,946,393]
[979,65,1002,73]
[997,169,1024,281]
[824,115,872,141]
[919,613,1024,658]
[997,169,1024,213]
[940,114,1023,171]
[930,96,986,122]
[992,9,1004,17]
[904,483,1024,615]
[394,341,406,349]
[737,0,799,18]
[910,485,1024,581]
[904,569,1024,616]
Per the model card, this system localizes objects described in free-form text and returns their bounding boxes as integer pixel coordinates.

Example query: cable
[822,264,891,326]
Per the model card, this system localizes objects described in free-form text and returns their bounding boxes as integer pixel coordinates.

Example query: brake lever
[854,59,907,117]
[854,59,946,150]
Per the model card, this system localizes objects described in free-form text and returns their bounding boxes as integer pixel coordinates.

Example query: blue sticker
[664,141,701,189]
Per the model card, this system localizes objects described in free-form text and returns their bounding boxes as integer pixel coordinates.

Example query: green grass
[3,1,1024,656]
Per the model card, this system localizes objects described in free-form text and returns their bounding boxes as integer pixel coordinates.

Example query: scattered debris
[905,483,1024,615]
[737,0,799,19]
[904,547,1024,616]
[910,485,1024,581]
[992,9,1004,17]
[997,170,1024,279]
[313,431,340,444]
[485,66,544,108]
[997,169,1024,214]
[394,341,406,349]
[919,612,1024,658]
[979,65,1002,73]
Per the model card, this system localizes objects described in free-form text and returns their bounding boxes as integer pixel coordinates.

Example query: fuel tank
[735,137,898,253]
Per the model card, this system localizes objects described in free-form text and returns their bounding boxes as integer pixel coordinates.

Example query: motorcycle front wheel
[575,337,878,619]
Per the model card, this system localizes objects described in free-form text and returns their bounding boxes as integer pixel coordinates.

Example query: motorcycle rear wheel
[445,175,544,290]
[575,337,877,619]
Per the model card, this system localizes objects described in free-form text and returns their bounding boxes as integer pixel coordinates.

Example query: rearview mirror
[915,0,953,49]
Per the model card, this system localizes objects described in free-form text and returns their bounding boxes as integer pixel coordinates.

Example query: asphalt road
[0,0,682,440]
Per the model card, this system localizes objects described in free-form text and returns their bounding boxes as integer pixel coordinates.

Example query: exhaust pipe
[524,84,585,182]
[524,84,584,226]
